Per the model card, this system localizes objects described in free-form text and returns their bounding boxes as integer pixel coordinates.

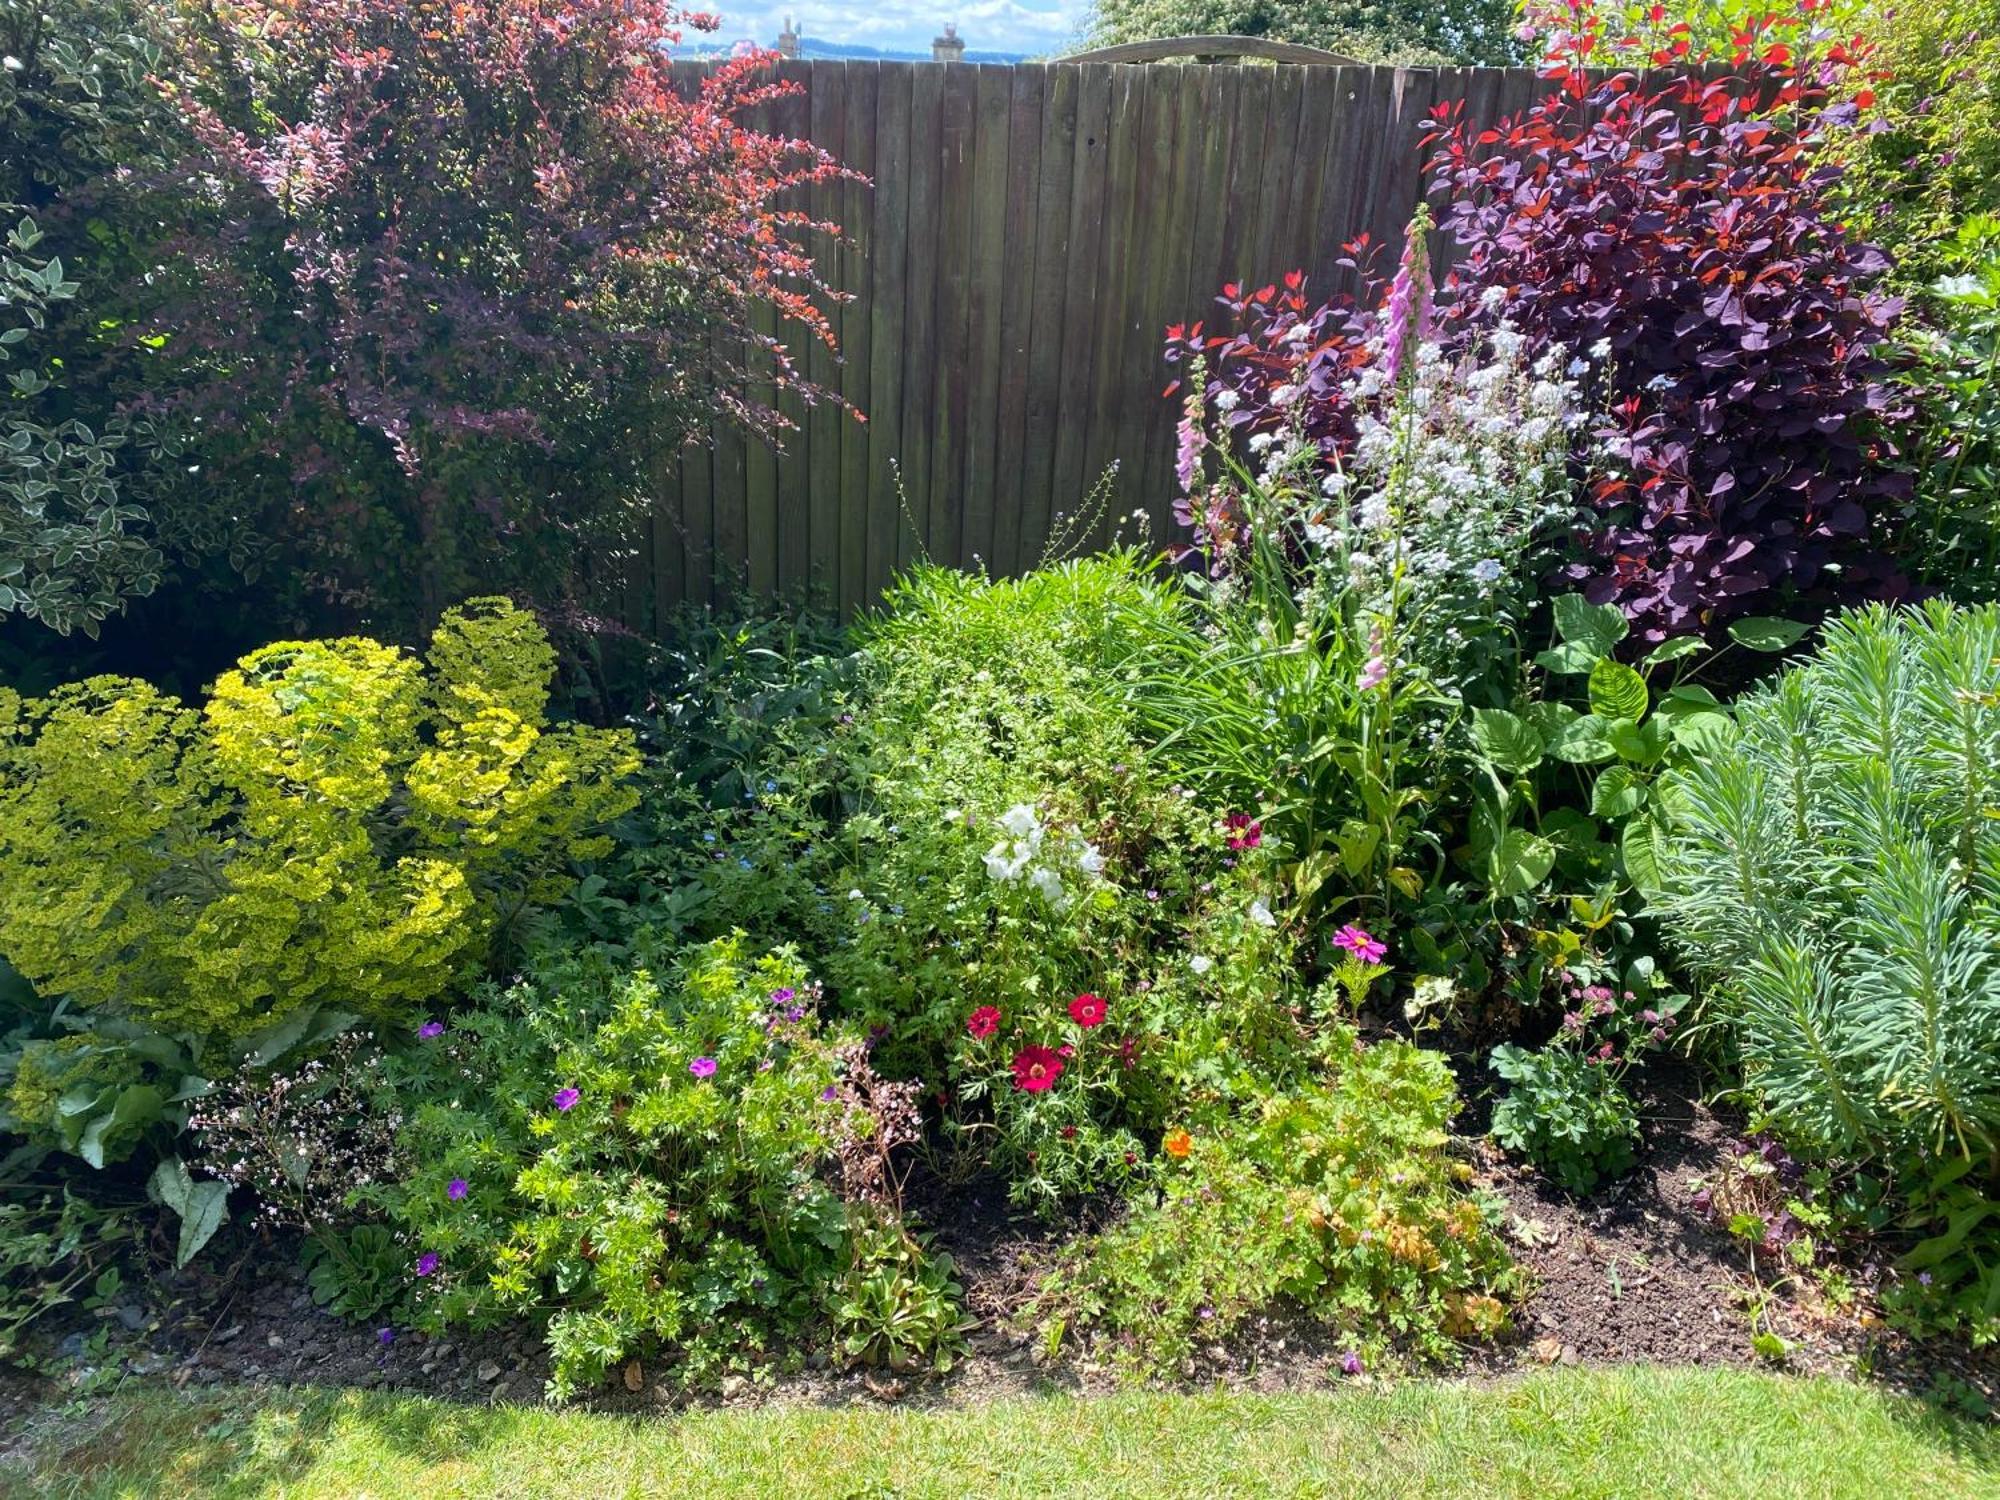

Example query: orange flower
[1162,1129,1193,1159]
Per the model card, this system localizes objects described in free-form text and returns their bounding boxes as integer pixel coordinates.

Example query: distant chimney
[931,21,964,62]
[776,16,800,56]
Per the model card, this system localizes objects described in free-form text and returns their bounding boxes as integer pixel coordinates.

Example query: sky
[706,0,1089,58]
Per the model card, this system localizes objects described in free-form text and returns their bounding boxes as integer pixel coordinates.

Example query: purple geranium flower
[820,1085,838,1101]
[689,1057,718,1079]
[417,1021,444,1039]
[415,1252,440,1278]
[1339,1350,1364,1376]
[771,987,797,1005]
[552,1087,580,1112]
[447,1178,468,1202]
[378,1327,396,1347]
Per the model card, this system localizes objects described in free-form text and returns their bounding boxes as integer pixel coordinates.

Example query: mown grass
[6,1366,1996,1499]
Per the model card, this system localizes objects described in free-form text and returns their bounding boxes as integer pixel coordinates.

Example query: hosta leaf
[1485,829,1556,899]
[1553,594,1628,655]
[1727,616,1810,652]
[1470,708,1543,773]
[1591,765,1648,817]
[1551,713,1618,764]
[1588,659,1649,722]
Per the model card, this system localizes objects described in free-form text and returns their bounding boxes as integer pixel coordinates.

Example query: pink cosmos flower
[1333,924,1388,963]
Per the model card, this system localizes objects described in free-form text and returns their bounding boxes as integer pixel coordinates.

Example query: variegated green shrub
[0,597,638,1041]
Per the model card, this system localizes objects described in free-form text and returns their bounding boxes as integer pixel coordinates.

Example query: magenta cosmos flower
[1333,925,1388,963]
[689,1057,718,1079]
[552,1087,580,1112]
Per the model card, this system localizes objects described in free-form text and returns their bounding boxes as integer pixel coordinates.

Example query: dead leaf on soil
[1507,1214,1557,1248]
[1529,1335,1563,1365]
[623,1359,643,1392]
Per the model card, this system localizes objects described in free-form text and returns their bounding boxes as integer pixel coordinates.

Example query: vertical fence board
[866,66,913,597]
[770,59,814,595]
[897,64,945,565]
[1078,67,1147,547]
[1017,64,1078,571]
[961,65,1014,575]
[838,63,879,614]
[989,65,1046,578]
[926,65,979,567]
[1049,63,1113,534]
[807,63,847,607]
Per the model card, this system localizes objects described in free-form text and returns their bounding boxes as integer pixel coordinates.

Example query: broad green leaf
[1642,636,1707,667]
[149,1155,194,1216]
[1552,594,1628,655]
[174,1179,229,1269]
[1524,700,1580,741]
[1336,821,1381,879]
[1485,829,1556,899]
[1551,713,1618,764]
[1727,616,1810,652]
[1591,765,1648,818]
[1588,658,1649,722]
[76,1084,163,1169]
[1667,711,1736,755]
[1470,709,1543,774]
[1534,642,1602,676]
[1622,815,1664,897]
[1607,716,1670,765]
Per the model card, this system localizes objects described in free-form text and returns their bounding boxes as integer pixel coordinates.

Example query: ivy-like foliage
[1427,70,1910,642]
[0,0,185,636]
[0,597,639,1041]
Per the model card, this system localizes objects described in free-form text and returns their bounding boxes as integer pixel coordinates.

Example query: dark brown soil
[4,1070,1993,1421]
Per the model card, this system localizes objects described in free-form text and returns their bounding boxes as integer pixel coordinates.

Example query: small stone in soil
[476,1359,502,1382]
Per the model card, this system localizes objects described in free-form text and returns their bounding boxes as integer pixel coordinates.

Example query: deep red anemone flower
[1069,993,1107,1028]
[1011,1045,1065,1093]
[967,1005,1001,1040]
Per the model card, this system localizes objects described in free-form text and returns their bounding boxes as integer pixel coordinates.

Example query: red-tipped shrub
[1426,71,1910,642]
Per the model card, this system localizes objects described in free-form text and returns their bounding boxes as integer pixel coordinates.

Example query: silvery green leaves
[1654,600,2000,1168]
[148,1155,229,1270]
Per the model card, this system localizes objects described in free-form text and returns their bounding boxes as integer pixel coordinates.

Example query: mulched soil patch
[5,1070,1993,1424]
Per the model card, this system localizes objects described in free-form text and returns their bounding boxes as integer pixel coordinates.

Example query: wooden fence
[639,60,1558,623]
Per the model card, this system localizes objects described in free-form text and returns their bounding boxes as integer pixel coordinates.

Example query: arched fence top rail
[1063,35,1364,66]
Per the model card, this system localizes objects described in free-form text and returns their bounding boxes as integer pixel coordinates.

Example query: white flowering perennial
[982,802,1105,909]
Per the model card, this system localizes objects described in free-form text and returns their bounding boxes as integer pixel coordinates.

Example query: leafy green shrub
[1898,216,2000,598]
[375,934,926,1399]
[302,1225,407,1321]
[1833,0,2000,292]
[1489,1043,1640,1195]
[1656,600,2000,1337]
[0,597,638,1042]
[0,1184,135,1361]
[807,559,1319,1200]
[1034,1031,1514,1376]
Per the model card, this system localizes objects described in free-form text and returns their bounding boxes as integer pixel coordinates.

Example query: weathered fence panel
[642,61,1554,621]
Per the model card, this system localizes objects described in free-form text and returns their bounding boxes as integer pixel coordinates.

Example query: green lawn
[7,1367,1997,1499]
